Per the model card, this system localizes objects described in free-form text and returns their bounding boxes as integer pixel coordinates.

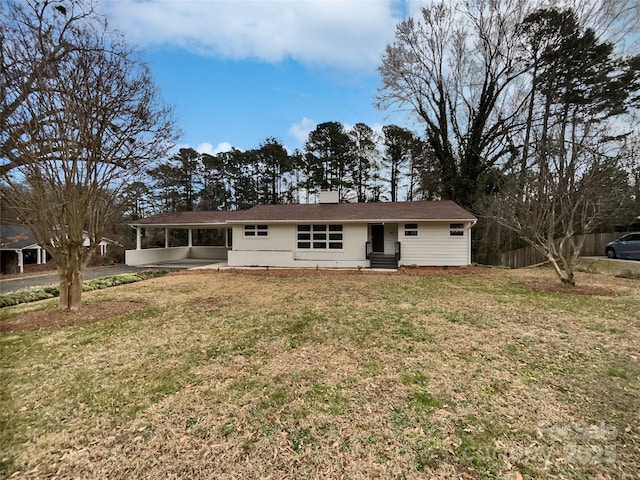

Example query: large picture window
[297,224,343,249]
[244,224,268,237]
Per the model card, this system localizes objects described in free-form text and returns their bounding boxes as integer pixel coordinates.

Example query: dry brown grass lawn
[1,267,638,479]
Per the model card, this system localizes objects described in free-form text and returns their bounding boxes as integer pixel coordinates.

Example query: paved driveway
[0,265,150,294]
[583,256,640,263]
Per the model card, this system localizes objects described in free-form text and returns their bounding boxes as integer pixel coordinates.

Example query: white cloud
[195,142,215,155]
[102,0,404,71]
[170,141,234,156]
[369,122,385,142]
[287,117,317,145]
[212,142,234,154]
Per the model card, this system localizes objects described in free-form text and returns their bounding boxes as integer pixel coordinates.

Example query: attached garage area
[126,211,240,267]
[125,226,232,266]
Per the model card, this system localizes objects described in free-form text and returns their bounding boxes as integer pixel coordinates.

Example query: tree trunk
[546,253,575,286]
[57,245,85,310]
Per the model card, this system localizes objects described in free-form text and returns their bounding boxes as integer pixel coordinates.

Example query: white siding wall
[232,224,294,251]
[383,223,398,254]
[229,223,369,267]
[399,222,472,266]
[228,223,292,266]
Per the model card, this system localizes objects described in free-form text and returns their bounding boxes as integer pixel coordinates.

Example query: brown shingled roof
[228,201,475,223]
[132,201,475,227]
[131,210,242,226]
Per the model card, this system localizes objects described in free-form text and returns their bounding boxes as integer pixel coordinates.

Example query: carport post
[164,228,169,248]
[188,228,193,247]
[16,249,23,274]
[136,227,142,250]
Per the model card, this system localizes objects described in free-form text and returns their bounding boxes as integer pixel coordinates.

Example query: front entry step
[370,253,398,269]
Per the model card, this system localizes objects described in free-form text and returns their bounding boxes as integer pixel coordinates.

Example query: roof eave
[130,221,229,228]
[225,217,477,224]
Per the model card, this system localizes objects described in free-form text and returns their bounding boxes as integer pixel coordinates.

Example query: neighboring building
[0,224,49,274]
[0,224,115,274]
[126,197,477,269]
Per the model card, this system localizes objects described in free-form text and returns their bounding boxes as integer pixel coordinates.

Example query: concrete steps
[370,253,398,269]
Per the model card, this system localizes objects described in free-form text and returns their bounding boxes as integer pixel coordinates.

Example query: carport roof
[130,210,243,227]
[0,224,39,250]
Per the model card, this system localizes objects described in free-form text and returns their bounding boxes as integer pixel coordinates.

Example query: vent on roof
[318,191,339,204]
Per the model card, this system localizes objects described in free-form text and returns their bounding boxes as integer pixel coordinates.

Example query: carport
[126,210,241,267]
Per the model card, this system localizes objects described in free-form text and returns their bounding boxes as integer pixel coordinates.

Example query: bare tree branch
[0,0,177,309]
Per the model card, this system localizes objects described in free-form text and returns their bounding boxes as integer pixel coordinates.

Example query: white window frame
[404,223,418,237]
[297,224,343,250]
[450,223,465,237]
[244,224,269,237]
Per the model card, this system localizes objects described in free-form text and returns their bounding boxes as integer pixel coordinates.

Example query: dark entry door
[371,224,384,252]
[226,228,233,248]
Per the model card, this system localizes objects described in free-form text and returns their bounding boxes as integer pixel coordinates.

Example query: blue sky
[101,0,426,155]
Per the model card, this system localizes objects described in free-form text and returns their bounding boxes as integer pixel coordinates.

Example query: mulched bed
[0,301,144,333]
[178,265,494,277]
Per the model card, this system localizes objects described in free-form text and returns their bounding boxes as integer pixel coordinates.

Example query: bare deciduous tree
[483,155,635,284]
[1,0,176,309]
[376,0,528,208]
[482,6,639,285]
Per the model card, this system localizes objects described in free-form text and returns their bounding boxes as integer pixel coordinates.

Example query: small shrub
[0,286,58,308]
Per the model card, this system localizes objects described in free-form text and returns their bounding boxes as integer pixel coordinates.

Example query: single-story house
[0,224,50,275]
[0,224,116,274]
[126,195,477,269]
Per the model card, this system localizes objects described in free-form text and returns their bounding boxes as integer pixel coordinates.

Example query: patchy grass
[0,268,639,479]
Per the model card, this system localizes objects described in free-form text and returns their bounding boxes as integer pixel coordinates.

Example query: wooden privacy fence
[476,232,622,269]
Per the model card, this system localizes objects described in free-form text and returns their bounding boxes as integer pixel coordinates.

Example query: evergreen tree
[382,125,414,202]
[200,153,232,210]
[304,122,354,201]
[148,148,202,211]
[349,123,379,202]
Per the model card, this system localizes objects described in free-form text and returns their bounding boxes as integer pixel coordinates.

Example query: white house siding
[228,224,293,266]
[232,224,295,251]
[383,223,399,255]
[399,222,472,266]
[228,223,369,268]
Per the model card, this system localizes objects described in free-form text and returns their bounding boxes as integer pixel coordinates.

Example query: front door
[371,224,384,252]
[226,228,233,248]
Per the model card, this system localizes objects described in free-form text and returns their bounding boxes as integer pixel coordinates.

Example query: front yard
[1,267,638,479]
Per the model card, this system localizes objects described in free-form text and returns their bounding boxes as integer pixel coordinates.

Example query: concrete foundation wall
[125,247,190,266]
[189,246,228,260]
[228,249,366,268]
[228,250,292,266]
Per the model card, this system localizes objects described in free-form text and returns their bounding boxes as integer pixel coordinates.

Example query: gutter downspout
[469,219,477,265]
